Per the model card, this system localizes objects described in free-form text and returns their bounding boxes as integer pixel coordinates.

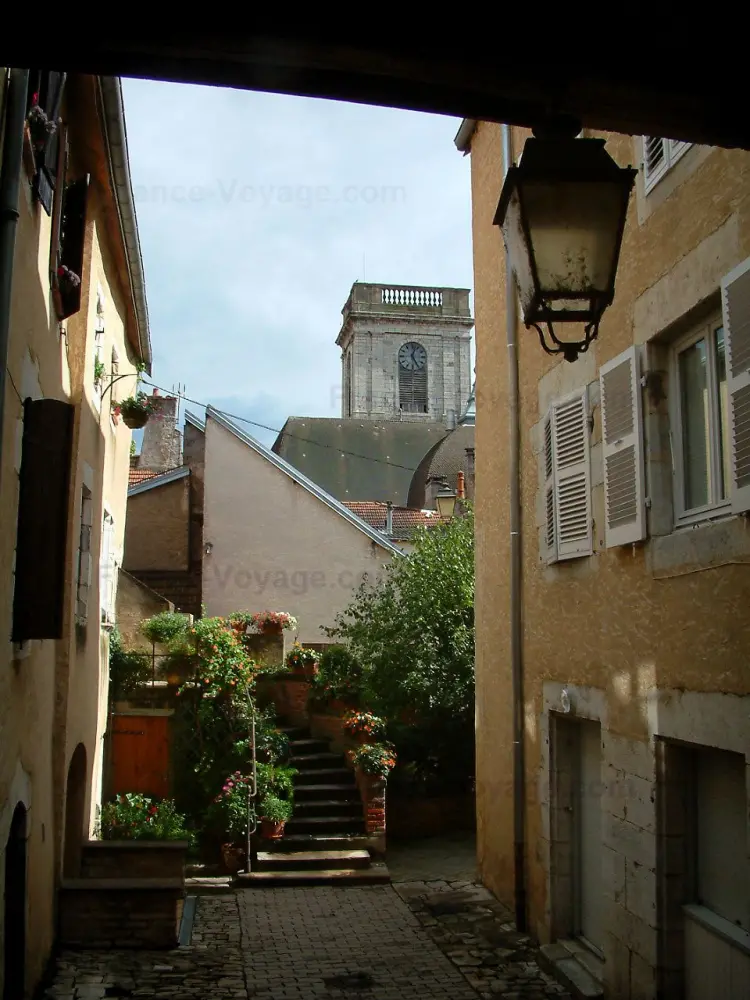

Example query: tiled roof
[342,501,444,539]
[128,468,161,488]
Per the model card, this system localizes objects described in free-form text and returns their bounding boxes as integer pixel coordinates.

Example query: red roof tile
[128,468,161,488]
[343,501,444,538]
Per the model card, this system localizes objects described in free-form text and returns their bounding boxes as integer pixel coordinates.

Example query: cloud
[122,80,474,437]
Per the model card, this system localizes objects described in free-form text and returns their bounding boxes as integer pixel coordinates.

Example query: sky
[122,79,474,447]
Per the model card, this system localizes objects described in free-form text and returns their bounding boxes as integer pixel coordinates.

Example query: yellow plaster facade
[0,72,149,997]
[467,122,750,997]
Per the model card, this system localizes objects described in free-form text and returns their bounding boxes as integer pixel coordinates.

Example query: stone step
[256,849,371,871]
[294,783,358,799]
[237,864,390,887]
[289,752,344,768]
[289,738,329,754]
[285,815,365,833]
[276,833,372,851]
[278,726,309,737]
[539,943,604,999]
[294,767,352,785]
[294,799,362,816]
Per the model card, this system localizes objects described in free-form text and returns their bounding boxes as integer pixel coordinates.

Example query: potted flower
[351,742,397,796]
[26,99,58,152]
[343,711,386,744]
[285,643,318,679]
[259,794,292,839]
[207,772,255,874]
[116,391,155,430]
[98,793,193,843]
[251,611,298,636]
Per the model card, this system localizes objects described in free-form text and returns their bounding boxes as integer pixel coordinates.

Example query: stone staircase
[238,726,389,886]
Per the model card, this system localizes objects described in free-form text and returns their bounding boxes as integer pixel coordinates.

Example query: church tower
[336,282,473,426]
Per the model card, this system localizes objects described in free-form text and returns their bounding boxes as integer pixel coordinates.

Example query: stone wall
[80,841,187,880]
[116,569,173,652]
[59,880,184,949]
[124,476,190,573]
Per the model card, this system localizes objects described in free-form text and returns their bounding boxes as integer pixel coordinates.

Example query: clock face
[398,342,427,371]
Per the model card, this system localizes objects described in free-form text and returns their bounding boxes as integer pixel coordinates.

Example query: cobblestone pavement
[45,838,570,1000]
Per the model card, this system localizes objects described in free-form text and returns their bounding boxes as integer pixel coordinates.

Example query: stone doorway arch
[63,744,88,877]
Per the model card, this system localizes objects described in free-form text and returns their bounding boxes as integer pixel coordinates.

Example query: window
[643,137,691,193]
[542,389,593,563]
[671,317,730,521]
[100,511,117,626]
[76,486,93,624]
[693,747,749,931]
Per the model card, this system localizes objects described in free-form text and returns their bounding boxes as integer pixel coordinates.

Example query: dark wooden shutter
[32,71,66,215]
[57,176,90,319]
[12,399,75,642]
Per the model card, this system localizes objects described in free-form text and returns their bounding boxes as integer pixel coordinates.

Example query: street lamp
[494,119,636,362]
[435,483,457,519]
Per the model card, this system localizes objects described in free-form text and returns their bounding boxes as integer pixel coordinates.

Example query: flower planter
[260,818,286,840]
[220,843,246,874]
[122,410,150,430]
[260,622,284,636]
[292,661,318,680]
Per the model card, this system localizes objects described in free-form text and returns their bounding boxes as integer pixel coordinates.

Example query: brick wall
[124,477,190,572]
[128,569,201,618]
[59,880,184,949]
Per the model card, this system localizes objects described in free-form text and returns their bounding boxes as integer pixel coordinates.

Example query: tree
[325,506,475,791]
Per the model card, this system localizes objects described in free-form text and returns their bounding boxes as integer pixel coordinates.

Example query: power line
[141,379,433,474]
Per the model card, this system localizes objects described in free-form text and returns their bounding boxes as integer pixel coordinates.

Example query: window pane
[715,326,730,500]
[679,338,710,510]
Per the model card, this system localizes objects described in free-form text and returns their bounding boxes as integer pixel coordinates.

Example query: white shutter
[77,488,93,621]
[600,346,646,547]
[722,257,750,514]
[543,412,557,563]
[100,513,113,620]
[552,391,592,559]
[643,137,668,192]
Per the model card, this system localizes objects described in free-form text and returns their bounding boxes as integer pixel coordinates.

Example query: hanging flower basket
[27,103,57,152]
[117,392,155,430]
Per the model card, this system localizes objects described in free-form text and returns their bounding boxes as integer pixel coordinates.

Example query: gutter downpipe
[0,68,29,491]
[502,122,526,932]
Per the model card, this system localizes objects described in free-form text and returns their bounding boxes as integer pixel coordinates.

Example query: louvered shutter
[77,488,93,622]
[542,412,557,563]
[721,258,750,514]
[600,346,646,546]
[57,175,90,320]
[552,392,592,559]
[643,137,667,191]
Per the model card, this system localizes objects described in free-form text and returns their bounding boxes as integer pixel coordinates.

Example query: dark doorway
[63,743,88,877]
[3,803,27,1000]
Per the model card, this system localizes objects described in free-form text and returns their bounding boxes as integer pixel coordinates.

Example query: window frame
[669,314,731,526]
[643,137,692,194]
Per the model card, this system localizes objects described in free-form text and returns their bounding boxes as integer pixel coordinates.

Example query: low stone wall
[387,792,476,839]
[81,840,188,880]
[59,879,184,949]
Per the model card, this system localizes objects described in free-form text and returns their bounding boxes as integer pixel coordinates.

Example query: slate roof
[407,423,475,508]
[343,502,445,539]
[272,417,448,505]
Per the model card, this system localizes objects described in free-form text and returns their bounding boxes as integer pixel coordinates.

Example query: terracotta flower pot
[221,843,245,874]
[260,818,286,840]
[261,621,283,635]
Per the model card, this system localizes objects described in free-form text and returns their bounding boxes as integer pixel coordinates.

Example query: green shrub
[99,793,193,844]
[260,794,292,823]
[109,628,152,696]
[140,611,191,646]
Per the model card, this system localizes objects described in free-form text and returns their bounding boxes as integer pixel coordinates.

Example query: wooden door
[111,715,170,798]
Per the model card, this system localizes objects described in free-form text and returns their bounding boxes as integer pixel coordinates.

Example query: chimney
[385,501,394,536]
[465,448,475,500]
[138,395,179,472]
[457,471,465,499]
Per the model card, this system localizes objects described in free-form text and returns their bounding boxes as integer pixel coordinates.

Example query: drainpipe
[503,122,526,932]
[0,69,29,491]
[385,501,393,537]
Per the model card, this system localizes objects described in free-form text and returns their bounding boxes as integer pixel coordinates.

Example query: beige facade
[465,122,750,997]
[0,72,149,997]
[202,408,400,644]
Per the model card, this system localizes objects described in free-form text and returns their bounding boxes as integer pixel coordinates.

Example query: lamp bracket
[529,316,601,363]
